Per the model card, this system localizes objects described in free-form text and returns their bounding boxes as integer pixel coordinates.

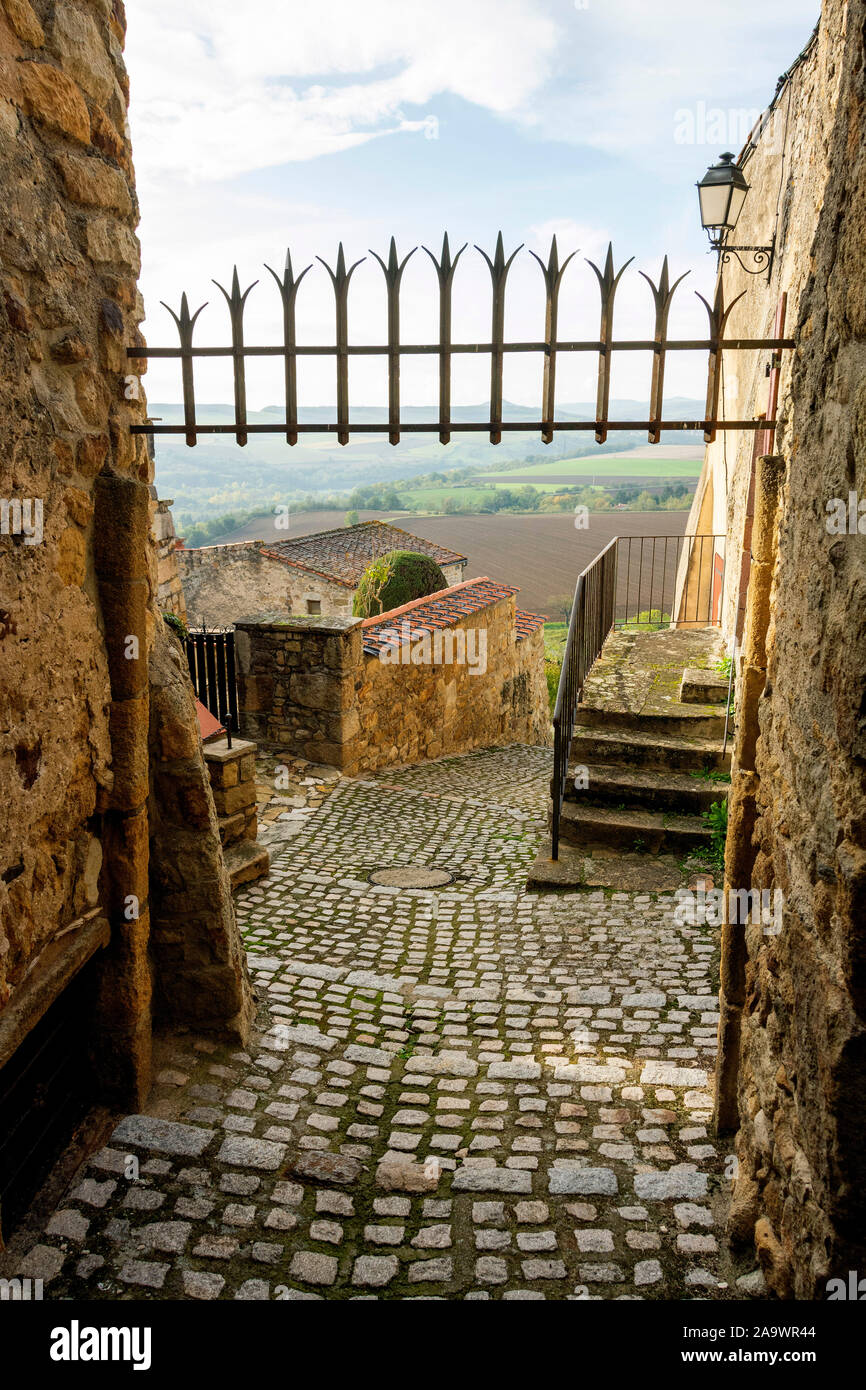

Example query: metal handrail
[550,532,726,859]
[552,537,617,858]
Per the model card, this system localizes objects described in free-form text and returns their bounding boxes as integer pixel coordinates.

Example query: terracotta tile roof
[361,576,545,655]
[514,608,547,641]
[195,698,226,742]
[261,521,467,588]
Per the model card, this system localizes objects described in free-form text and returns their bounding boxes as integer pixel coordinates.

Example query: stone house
[176,520,467,628]
[234,577,550,774]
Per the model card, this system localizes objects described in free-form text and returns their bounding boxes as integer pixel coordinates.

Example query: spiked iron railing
[130,235,794,448]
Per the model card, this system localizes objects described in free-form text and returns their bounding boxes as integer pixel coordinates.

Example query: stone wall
[234,596,550,776]
[679,20,834,641]
[151,494,186,619]
[713,0,866,1298]
[0,0,251,1118]
[177,541,355,626]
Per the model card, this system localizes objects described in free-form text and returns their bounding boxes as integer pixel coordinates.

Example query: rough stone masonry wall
[177,542,354,627]
[0,0,250,1107]
[719,0,866,1298]
[355,603,550,775]
[234,599,550,776]
[682,18,839,641]
[151,495,186,619]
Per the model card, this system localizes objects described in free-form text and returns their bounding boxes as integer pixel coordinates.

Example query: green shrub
[162,611,188,641]
[352,550,448,618]
[702,797,729,875]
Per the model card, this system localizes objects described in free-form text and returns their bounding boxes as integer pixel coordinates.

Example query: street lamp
[697,152,775,279]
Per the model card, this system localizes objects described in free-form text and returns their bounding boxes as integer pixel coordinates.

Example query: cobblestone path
[13,746,758,1301]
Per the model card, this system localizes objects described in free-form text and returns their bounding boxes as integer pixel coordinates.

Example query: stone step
[576,704,727,739]
[562,763,729,814]
[527,843,688,893]
[680,666,731,704]
[554,802,709,855]
[570,725,730,773]
[224,838,270,889]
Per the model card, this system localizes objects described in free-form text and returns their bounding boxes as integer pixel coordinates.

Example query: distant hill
[151,398,706,520]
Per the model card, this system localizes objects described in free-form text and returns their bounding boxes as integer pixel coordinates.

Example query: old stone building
[0,0,250,1242]
[152,493,186,620]
[234,577,550,774]
[678,3,866,1298]
[177,520,467,628]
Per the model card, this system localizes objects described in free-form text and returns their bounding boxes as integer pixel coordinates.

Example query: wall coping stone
[235,613,361,634]
[202,738,257,765]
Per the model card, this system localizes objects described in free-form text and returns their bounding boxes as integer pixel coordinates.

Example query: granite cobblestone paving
[14,745,757,1300]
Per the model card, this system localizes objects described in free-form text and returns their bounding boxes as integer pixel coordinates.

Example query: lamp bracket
[711,235,775,283]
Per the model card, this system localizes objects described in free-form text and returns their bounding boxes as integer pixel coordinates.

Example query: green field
[543,621,569,658]
[397,481,570,507]
[483,455,702,481]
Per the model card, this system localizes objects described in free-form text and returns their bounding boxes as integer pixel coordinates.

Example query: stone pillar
[203,736,269,887]
[714,454,784,1134]
[234,614,362,769]
[92,471,153,1107]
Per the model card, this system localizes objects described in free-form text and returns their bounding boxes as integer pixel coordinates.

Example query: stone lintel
[0,912,111,1071]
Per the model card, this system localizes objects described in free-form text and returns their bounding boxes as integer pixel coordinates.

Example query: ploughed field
[378,511,691,616]
[215,509,690,617]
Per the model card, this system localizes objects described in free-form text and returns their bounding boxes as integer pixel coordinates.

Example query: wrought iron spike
[475,231,523,280]
[639,257,689,443]
[422,231,467,285]
[586,243,634,443]
[212,267,259,310]
[160,294,207,446]
[695,279,747,340]
[212,269,258,446]
[264,249,312,300]
[264,250,312,445]
[369,240,417,445]
[421,234,467,442]
[317,245,365,445]
[316,243,366,289]
[476,234,523,442]
[369,239,417,286]
[160,291,208,336]
[528,234,577,293]
[696,281,747,442]
[529,236,577,442]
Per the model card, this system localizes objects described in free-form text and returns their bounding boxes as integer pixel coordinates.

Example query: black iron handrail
[550,532,726,859]
[552,538,618,859]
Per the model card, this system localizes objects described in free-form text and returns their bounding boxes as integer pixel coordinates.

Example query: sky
[126,0,820,414]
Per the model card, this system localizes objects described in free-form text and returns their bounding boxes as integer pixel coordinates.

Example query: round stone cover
[368,865,454,888]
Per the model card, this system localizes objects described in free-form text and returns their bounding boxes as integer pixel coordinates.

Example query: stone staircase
[529,627,731,892]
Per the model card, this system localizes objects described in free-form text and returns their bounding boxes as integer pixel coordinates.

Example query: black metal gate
[184,626,238,740]
[0,961,96,1242]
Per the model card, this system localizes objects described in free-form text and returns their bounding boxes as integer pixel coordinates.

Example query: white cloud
[127,0,559,183]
